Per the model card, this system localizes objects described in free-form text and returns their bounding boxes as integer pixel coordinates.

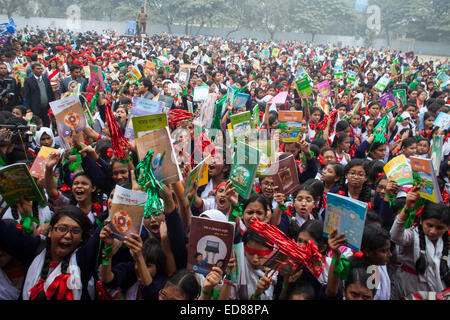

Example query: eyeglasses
[53,224,82,236]
[295,197,314,204]
[347,172,366,179]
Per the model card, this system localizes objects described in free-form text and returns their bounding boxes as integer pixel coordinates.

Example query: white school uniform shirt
[294,212,315,229]
[0,269,21,300]
[374,265,391,300]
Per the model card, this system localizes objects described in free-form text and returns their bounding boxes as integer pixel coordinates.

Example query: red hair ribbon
[318,154,325,166]
[337,191,346,196]
[92,203,102,216]
[45,274,74,300]
[60,184,71,192]
[106,148,114,158]
[353,251,364,259]
[247,217,326,278]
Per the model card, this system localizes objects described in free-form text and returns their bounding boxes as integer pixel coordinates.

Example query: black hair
[415,201,450,287]
[242,194,269,214]
[361,223,390,253]
[285,281,316,300]
[242,229,272,249]
[142,237,166,277]
[331,131,350,150]
[367,160,386,185]
[324,161,345,186]
[344,257,377,297]
[295,220,327,252]
[338,159,372,203]
[401,136,417,150]
[311,138,328,150]
[365,210,382,226]
[163,269,200,300]
[335,120,350,133]
[292,179,324,219]
[38,206,92,291]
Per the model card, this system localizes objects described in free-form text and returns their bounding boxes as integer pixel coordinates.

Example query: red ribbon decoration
[244,245,274,257]
[105,103,129,161]
[95,281,112,300]
[247,218,326,278]
[45,274,74,300]
[29,278,46,300]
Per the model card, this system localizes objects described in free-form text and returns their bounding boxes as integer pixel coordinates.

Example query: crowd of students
[0,26,449,301]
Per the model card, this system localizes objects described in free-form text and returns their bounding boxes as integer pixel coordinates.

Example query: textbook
[316,80,332,99]
[379,92,397,110]
[230,111,251,141]
[374,74,391,92]
[198,93,217,129]
[49,95,87,150]
[178,66,190,86]
[271,154,300,195]
[125,98,165,139]
[249,139,279,177]
[30,146,60,180]
[87,64,105,92]
[108,185,147,241]
[333,66,344,80]
[193,85,209,102]
[278,111,303,143]
[132,113,168,138]
[295,77,312,96]
[187,216,235,276]
[144,61,156,78]
[392,89,407,106]
[433,112,450,130]
[269,91,288,105]
[383,154,413,186]
[0,163,45,207]
[430,136,444,176]
[135,127,182,185]
[232,93,250,110]
[229,141,260,199]
[183,155,211,199]
[410,156,442,203]
[226,86,235,107]
[157,94,175,110]
[323,193,368,252]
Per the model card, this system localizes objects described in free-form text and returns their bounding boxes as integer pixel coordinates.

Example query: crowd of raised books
[0,26,449,301]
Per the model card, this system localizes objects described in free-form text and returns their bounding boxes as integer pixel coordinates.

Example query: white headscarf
[34,127,55,148]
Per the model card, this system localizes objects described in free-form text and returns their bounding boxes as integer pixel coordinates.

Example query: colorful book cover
[379,92,397,110]
[177,67,190,86]
[126,66,142,82]
[187,217,235,276]
[278,111,303,143]
[316,80,332,99]
[374,74,391,92]
[230,111,251,141]
[0,163,45,207]
[430,136,444,176]
[226,87,235,107]
[346,70,357,83]
[30,146,60,180]
[183,155,211,199]
[125,98,165,139]
[144,61,156,77]
[229,141,260,199]
[383,154,413,186]
[87,65,105,91]
[295,77,312,96]
[272,48,280,58]
[49,95,87,150]
[157,94,174,110]
[323,193,368,252]
[232,93,249,110]
[334,66,344,80]
[193,85,210,102]
[433,112,450,130]
[108,185,147,241]
[392,89,407,106]
[132,113,168,138]
[410,156,442,204]
[271,155,300,195]
[135,127,182,185]
[435,71,449,88]
[249,140,279,177]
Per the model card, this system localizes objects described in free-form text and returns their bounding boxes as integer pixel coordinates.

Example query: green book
[132,113,168,138]
[295,77,312,96]
[0,163,45,207]
[229,142,260,199]
[392,89,407,106]
[230,111,251,142]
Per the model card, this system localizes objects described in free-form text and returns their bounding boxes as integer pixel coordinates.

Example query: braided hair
[11,201,40,222]
[415,201,450,288]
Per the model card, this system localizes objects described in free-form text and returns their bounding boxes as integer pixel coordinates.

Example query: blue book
[232,93,250,110]
[323,193,368,252]
[433,112,450,130]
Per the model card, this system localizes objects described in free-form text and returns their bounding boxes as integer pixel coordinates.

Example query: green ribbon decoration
[404,198,426,229]
[386,194,396,207]
[332,254,350,280]
[90,93,99,115]
[135,150,164,219]
[19,216,40,235]
[397,116,404,123]
[102,245,113,266]
[229,203,243,223]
